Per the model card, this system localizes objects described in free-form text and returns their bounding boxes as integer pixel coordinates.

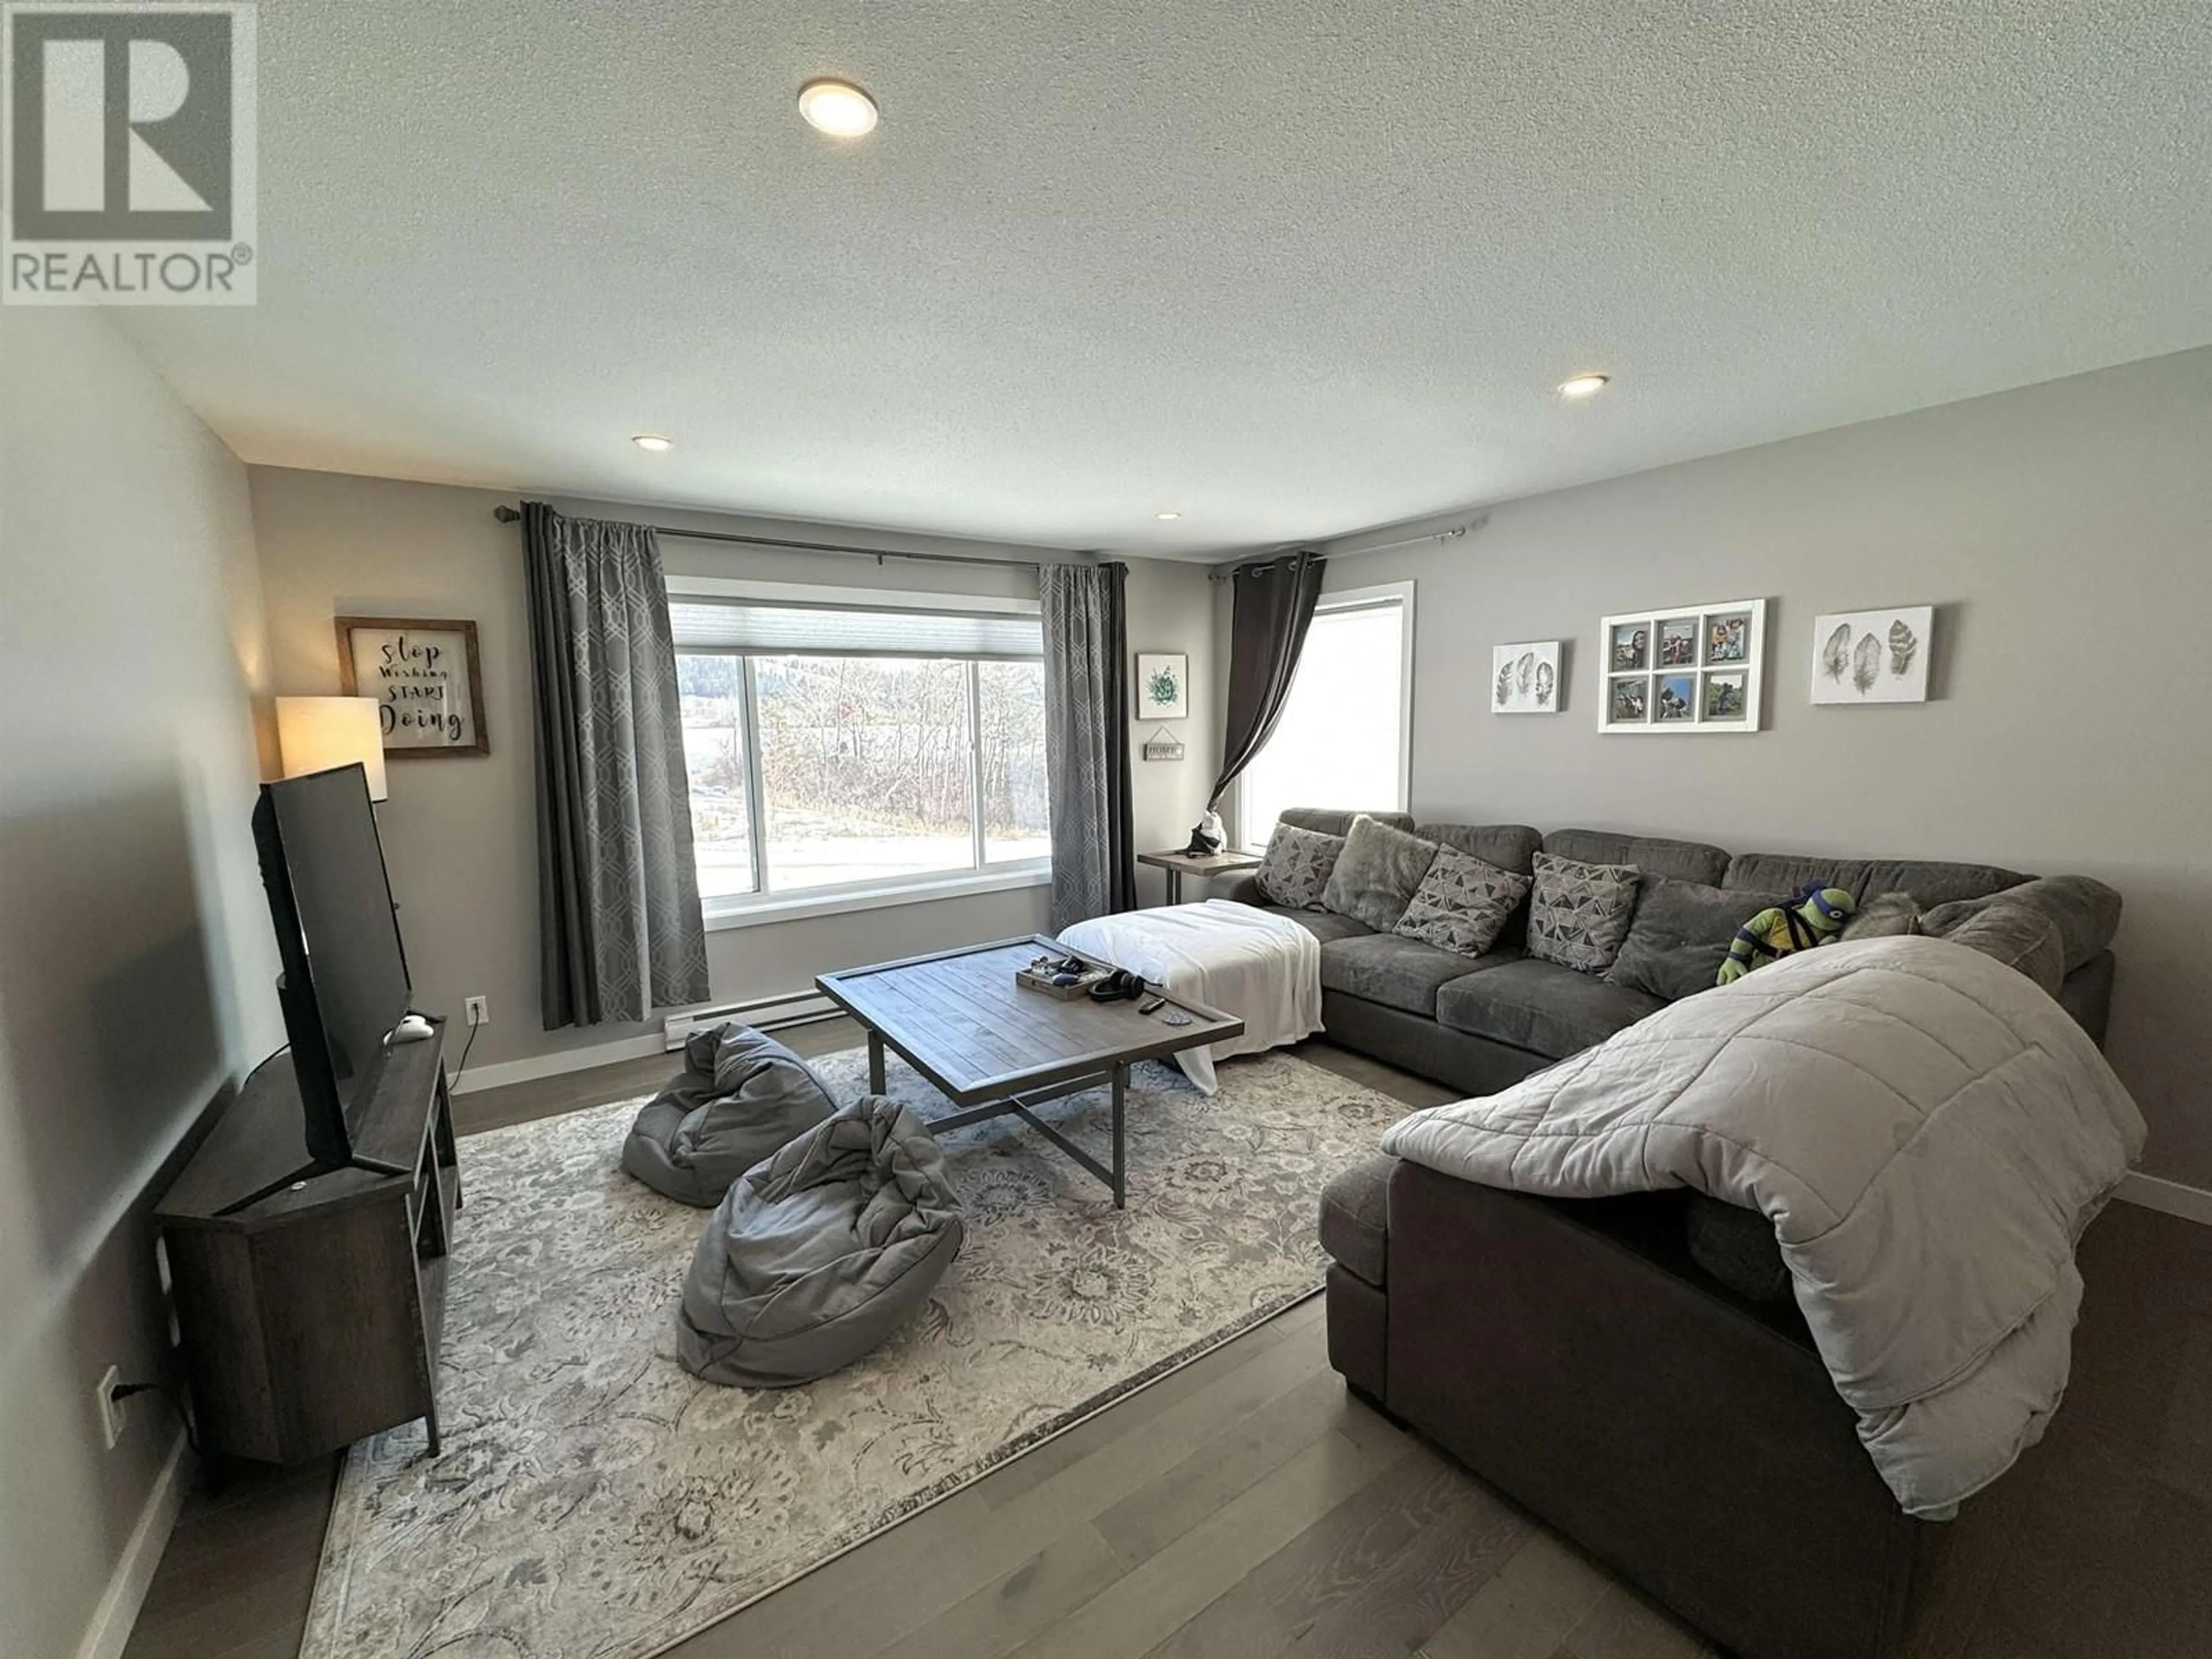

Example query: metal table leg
[1110,1063,1127,1207]
[925,1064,1134,1208]
[868,1029,886,1093]
[1164,868,1183,905]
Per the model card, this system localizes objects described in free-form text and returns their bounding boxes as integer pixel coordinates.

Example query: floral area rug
[300,1044,1411,1659]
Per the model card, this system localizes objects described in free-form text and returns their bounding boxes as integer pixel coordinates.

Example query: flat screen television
[252,764,413,1168]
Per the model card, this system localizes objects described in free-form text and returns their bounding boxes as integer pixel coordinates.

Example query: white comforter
[1381,936,2145,1518]
[1059,900,1323,1093]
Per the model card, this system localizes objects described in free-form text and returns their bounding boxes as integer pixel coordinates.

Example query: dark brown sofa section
[1377,1168,1926,1659]
[1237,809,2124,1659]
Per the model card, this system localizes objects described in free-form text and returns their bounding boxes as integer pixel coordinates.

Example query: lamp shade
[275,696,388,801]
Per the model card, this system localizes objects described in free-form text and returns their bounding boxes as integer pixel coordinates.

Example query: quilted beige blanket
[1381,936,2145,1517]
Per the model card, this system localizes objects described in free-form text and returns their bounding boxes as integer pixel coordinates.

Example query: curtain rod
[1203,518,1482,582]
[491,504,1043,572]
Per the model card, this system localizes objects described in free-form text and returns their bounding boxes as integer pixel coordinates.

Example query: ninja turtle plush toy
[1716,882,1858,986]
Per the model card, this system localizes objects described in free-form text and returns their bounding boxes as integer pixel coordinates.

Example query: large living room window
[668,578,1051,924]
[1237,582,1414,849]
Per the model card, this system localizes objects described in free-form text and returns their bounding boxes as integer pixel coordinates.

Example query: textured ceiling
[117,1,2212,558]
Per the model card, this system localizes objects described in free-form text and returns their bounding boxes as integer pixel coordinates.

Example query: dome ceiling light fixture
[798,78,880,138]
[631,433,675,452]
[1558,373,1612,399]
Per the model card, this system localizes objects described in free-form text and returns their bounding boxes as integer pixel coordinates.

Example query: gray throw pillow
[1931,902,2066,997]
[1922,875,2121,975]
[1394,848,1533,959]
[1842,891,1923,941]
[1527,851,1642,975]
[1255,822,1344,910]
[1607,878,1791,1001]
[1321,815,1441,932]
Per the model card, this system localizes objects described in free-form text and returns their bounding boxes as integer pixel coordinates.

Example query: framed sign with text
[336,616,489,757]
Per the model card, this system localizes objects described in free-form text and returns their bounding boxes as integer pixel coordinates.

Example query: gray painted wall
[1,312,284,1659]
[1126,559,1222,897]
[1325,347,2212,1186]
[248,469,1215,1069]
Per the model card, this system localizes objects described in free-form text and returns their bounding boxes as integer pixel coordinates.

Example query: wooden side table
[1137,849,1264,904]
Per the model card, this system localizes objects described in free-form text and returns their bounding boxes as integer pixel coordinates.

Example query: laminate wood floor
[122,1025,2212,1659]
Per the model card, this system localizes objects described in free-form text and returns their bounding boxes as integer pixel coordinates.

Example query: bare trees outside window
[677,650,1050,901]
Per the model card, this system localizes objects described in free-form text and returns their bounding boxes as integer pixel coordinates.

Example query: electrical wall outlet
[464,995,489,1027]
[96,1364,124,1449]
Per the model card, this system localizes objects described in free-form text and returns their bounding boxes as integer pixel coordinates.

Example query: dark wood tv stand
[156,1020,460,1465]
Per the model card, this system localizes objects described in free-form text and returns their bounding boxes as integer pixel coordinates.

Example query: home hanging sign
[336,616,490,757]
[1141,725,1186,762]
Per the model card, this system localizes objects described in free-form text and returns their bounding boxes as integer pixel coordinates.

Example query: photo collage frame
[1598,598,1766,734]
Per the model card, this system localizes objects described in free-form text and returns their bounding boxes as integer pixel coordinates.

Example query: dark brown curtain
[1205,550,1328,809]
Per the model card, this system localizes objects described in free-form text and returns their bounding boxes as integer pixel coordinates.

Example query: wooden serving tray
[1014,964,1108,1000]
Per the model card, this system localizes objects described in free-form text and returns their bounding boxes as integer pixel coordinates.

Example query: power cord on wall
[450,1020,480,1090]
[110,1378,202,1461]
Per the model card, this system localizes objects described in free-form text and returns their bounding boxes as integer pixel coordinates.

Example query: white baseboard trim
[450,1032,668,1096]
[2117,1171,2212,1226]
[449,995,843,1096]
[77,1428,189,1659]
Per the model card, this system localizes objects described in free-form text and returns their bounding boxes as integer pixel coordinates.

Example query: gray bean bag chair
[675,1094,965,1388]
[621,1023,839,1207]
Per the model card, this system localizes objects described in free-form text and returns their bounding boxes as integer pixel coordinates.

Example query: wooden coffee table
[816,935,1244,1207]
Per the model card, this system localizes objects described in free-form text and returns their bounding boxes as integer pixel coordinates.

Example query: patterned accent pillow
[1526,851,1642,975]
[1393,849,1532,959]
[1254,823,1346,911]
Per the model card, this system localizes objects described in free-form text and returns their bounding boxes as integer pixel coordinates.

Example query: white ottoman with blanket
[1059,899,1322,1092]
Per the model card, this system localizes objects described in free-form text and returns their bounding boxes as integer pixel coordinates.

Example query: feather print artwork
[1823,622,1853,682]
[1852,631,1882,695]
[1494,642,1563,713]
[1887,618,1918,679]
[1812,607,1931,704]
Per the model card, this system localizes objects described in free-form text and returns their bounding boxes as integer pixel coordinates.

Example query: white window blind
[669,599,1041,660]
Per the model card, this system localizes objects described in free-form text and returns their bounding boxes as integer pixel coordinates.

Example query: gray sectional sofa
[1226,808,2124,1659]
[1221,807,2118,1099]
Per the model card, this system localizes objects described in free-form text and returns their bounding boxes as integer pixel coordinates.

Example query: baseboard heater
[662,988,842,1050]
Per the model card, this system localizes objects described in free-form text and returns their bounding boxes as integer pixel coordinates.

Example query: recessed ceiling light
[1155,510,1181,521]
[798,78,879,138]
[1558,373,1611,399]
[631,433,674,453]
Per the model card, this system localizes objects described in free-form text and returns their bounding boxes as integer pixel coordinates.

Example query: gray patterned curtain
[521,502,710,1027]
[1041,561,1135,931]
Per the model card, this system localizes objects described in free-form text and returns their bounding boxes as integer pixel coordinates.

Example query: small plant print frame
[1135,652,1188,719]
[1599,599,1766,734]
